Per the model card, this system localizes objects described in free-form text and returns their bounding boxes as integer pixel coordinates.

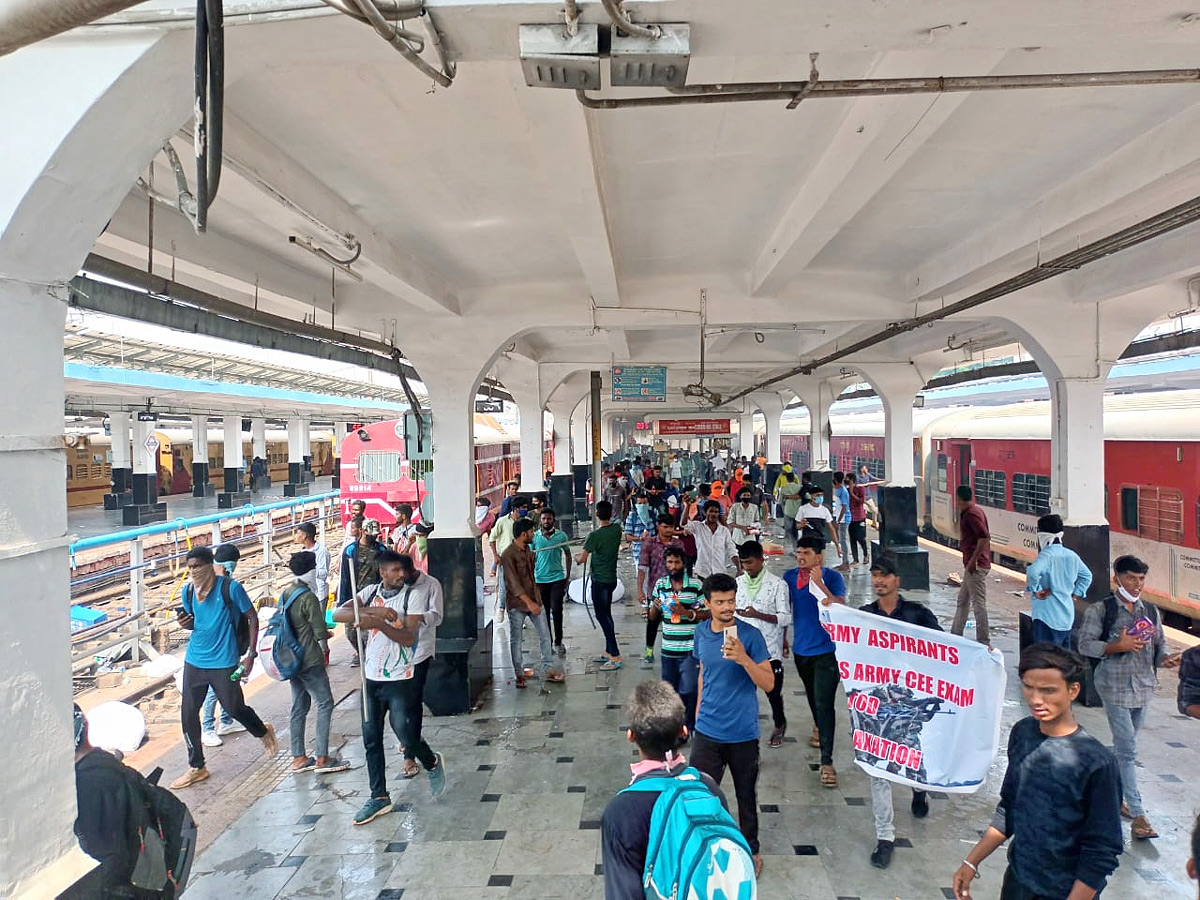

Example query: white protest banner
[820,603,1006,793]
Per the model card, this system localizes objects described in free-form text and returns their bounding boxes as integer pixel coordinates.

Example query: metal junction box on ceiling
[609,24,690,88]
[519,23,601,89]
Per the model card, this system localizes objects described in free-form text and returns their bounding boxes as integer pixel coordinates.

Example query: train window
[936,454,948,493]
[1012,473,1051,516]
[973,470,1007,508]
[1119,487,1138,531]
[1135,486,1184,543]
[357,451,403,484]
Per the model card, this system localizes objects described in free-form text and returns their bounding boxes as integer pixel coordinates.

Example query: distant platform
[68,476,337,542]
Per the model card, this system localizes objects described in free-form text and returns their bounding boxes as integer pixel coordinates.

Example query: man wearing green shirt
[576,500,624,669]
[533,508,572,656]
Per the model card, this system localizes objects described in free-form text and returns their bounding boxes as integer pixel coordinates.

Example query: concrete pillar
[738,412,755,458]
[103,411,133,508]
[125,415,167,526]
[0,28,194,896]
[332,421,349,489]
[251,417,267,461]
[516,398,545,494]
[791,379,836,470]
[218,415,250,508]
[284,416,310,497]
[546,401,577,537]
[301,418,314,479]
[191,415,212,498]
[857,364,930,590]
[751,392,787,489]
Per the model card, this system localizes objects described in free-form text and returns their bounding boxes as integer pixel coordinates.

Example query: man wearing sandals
[284,551,350,775]
[502,518,565,688]
[734,541,792,749]
[334,549,447,824]
[784,534,846,789]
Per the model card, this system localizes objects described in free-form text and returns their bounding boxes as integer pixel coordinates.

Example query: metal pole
[129,537,144,663]
[590,371,602,525]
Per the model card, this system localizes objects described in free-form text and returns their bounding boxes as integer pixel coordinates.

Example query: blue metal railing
[70,491,339,555]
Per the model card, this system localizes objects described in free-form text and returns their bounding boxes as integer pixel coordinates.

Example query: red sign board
[634,421,653,431]
[656,418,732,436]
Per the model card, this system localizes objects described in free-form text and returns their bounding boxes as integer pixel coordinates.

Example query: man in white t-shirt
[735,540,793,748]
[796,488,842,559]
[333,549,447,825]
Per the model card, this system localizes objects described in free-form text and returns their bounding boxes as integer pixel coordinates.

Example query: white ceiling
[91,0,1200,410]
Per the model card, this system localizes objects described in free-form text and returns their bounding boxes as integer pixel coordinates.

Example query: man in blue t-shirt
[172,545,277,789]
[532,508,572,655]
[784,534,846,788]
[691,572,774,877]
[832,471,852,573]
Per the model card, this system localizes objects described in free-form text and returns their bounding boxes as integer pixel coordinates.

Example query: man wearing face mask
[683,500,741,580]
[284,551,350,774]
[1024,514,1093,649]
[796,488,842,561]
[623,490,655,558]
[173,545,276,789]
[1078,555,1166,843]
[334,550,447,824]
[199,543,247,747]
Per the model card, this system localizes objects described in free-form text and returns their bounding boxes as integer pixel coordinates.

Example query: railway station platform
[67,477,336,541]
[113,528,1199,900]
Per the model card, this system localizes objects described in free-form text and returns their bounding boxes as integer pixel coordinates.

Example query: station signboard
[656,418,732,436]
[475,399,504,414]
[612,365,667,402]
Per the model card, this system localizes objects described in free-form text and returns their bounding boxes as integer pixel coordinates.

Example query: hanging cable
[601,0,660,39]
[194,0,225,232]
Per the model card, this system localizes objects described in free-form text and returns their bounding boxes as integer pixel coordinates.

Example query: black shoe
[911,790,929,819]
[870,839,894,869]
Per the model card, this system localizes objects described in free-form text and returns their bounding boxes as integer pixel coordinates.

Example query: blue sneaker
[428,753,447,799]
[353,796,393,825]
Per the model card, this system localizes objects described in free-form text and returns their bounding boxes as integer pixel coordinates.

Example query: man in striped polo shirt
[649,545,709,728]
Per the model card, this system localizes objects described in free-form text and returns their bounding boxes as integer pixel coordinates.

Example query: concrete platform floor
[68,476,337,541]
[173,529,1199,900]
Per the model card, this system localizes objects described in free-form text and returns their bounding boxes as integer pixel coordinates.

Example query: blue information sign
[611,365,667,402]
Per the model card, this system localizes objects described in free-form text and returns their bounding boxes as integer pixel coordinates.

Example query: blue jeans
[509,606,557,679]
[202,685,234,732]
[1104,703,1148,817]
[1032,619,1072,649]
[660,653,698,728]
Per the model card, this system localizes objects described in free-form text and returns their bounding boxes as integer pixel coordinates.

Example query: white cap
[667,495,679,507]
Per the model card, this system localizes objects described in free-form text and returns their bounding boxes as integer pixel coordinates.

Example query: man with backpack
[601,680,756,900]
[173,545,276,789]
[1078,554,1166,842]
[691,572,774,878]
[200,543,245,747]
[75,704,197,899]
[333,549,447,825]
[279,551,350,774]
[338,516,382,667]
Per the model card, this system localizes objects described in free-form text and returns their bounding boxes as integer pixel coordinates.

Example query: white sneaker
[201,730,223,747]
[216,721,247,736]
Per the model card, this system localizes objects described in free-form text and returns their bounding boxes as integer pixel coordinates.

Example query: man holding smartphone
[173,545,276,789]
[691,572,774,878]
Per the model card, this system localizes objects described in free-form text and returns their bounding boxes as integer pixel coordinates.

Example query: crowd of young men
[148,455,1192,898]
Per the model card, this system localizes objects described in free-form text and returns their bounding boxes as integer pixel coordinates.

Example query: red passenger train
[776,393,1200,626]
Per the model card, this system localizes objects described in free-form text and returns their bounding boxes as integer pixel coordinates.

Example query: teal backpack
[620,766,757,900]
[258,586,308,681]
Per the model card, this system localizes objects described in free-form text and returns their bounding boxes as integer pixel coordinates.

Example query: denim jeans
[591,581,621,658]
[201,685,234,732]
[837,522,850,562]
[362,667,437,800]
[869,775,895,840]
[509,606,557,679]
[1032,618,1072,649]
[660,652,699,728]
[289,664,335,759]
[1104,703,1148,817]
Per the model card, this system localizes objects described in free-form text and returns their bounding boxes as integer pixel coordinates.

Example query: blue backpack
[258,586,308,681]
[620,766,757,900]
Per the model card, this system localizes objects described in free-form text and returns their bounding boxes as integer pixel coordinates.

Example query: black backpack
[183,577,251,657]
[123,764,197,898]
[1098,593,1157,642]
